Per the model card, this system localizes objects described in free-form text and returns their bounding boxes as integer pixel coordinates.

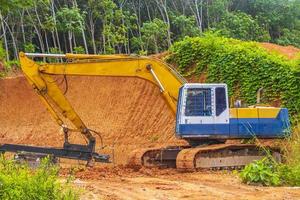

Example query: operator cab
[176,83,290,144]
[176,83,230,140]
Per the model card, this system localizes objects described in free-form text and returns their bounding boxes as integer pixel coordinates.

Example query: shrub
[5,60,20,70]
[24,43,36,53]
[50,47,63,54]
[240,158,280,186]
[73,46,85,54]
[276,29,300,48]
[241,124,300,186]
[168,34,300,117]
[0,40,6,61]
[240,157,300,187]
[0,156,78,200]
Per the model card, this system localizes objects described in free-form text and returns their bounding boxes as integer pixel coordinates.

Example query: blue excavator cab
[175,84,290,142]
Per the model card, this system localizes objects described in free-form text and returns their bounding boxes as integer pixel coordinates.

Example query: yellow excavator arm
[19,52,186,146]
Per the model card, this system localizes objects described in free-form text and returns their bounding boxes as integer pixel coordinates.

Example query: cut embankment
[260,42,300,60]
[0,76,184,164]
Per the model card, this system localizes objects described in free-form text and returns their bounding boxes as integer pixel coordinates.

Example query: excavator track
[128,146,188,168]
[128,144,281,170]
[176,144,281,170]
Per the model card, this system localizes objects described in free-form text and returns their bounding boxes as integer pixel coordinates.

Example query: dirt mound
[0,76,185,164]
[260,42,300,59]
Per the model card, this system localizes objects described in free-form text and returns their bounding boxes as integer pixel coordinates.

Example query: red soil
[0,76,185,164]
[260,42,300,60]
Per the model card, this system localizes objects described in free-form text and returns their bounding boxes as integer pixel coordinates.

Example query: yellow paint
[258,107,280,118]
[229,108,238,118]
[230,107,280,119]
[238,108,259,118]
[19,52,186,140]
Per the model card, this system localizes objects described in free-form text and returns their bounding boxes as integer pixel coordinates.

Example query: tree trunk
[55,28,61,52]
[45,32,50,53]
[20,9,26,44]
[68,31,73,53]
[133,1,144,51]
[34,3,45,53]
[206,0,210,28]
[51,31,57,49]
[4,20,19,59]
[26,9,45,53]
[156,0,172,47]
[73,32,77,48]
[0,12,9,61]
[102,33,106,54]
[145,1,152,21]
[63,33,67,53]
[51,0,61,52]
[195,0,203,32]
[81,23,88,54]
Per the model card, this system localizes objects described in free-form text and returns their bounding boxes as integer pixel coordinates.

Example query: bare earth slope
[0,76,183,164]
[260,42,300,59]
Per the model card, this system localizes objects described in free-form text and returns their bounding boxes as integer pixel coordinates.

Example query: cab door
[214,86,230,135]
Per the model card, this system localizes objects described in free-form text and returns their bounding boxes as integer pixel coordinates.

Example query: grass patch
[0,156,79,200]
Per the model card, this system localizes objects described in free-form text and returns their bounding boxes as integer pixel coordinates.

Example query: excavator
[0,52,290,170]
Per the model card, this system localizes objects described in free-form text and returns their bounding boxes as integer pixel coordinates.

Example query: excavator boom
[1,52,185,164]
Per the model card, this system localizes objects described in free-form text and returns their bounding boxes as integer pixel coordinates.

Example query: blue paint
[176,108,290,139]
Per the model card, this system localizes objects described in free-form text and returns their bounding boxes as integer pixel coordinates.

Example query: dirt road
[64,166,300,200]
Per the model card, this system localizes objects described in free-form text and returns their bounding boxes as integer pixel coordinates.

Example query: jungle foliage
[0,0,300,61]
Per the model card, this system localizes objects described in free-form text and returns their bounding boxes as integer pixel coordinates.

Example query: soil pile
[0,76,184,164]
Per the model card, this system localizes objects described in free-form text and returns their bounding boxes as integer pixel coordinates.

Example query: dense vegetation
[0,0,300,62]
[168,35,300,117]
[0,157,78,200]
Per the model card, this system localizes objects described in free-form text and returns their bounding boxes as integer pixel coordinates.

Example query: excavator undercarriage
[128,143,281,170]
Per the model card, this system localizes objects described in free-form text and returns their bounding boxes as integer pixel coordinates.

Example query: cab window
[185,88,212,116]
[215,87,227,116]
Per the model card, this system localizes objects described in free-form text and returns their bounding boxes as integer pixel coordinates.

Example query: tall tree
[56,6,85,53]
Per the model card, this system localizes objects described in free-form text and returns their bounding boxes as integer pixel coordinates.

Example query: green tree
[99,0,127,54]
[276,29,300,48]
[140,18,169,54]
[247,0,300,39]
[56,6,85,53]
[216,12,270,41]
[172,15,200,40]
[205,0,230,27]
[24,43,35,53]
